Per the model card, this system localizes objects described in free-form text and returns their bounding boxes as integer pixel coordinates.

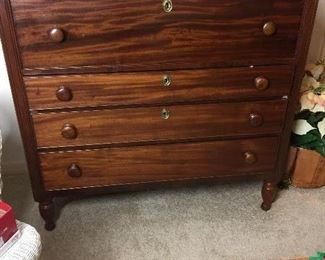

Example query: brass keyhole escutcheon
[162,0,173,13]
[161,108,170,120]
[162,74,172,87]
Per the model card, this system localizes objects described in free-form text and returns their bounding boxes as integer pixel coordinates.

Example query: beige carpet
[2,172,325,260]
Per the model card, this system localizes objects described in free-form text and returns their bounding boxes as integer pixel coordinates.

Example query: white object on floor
[1,221,41,260]
[0,229,21,257]
[0,130,2,197]
[0,119,41,259]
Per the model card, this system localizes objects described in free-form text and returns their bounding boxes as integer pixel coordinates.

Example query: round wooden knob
[263,21,277,36]
[254,76,269,91]
[243,152,257,164]
[49,28,65,43]
[61,123,78,139]
[67,163,82,178]
[56,86,72,101]
[249,113,264,127]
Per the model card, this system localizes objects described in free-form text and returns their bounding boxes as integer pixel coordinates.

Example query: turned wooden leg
[261,181,278,211]
[39,200,56,231]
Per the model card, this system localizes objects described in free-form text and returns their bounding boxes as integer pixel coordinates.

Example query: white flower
[300,94,315,111]
[317,117,325,139]
[306,64,324,79]
[292,119,316,135]
[311,104,325,113]
[301,76,319,92]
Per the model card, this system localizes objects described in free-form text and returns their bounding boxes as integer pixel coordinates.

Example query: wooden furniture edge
[275,0,319,182]
[0,0,46,202]
[21,59,297,76]
[47,174,265,197]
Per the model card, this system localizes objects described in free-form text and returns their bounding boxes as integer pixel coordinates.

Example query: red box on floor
[0,201,18,247]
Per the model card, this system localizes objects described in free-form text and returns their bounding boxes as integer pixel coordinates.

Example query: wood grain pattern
[40,137,279,190]
[11,0,304,74]
[0,0,46,202]
[0,0,319,229]
[275,0,319,182]
[25,65,293,111]
[33,100,287,149]
[261,180,278,211]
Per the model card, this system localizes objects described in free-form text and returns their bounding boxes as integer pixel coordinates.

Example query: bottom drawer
[40,137,279,191]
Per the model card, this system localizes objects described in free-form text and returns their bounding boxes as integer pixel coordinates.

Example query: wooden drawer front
[33,100,287,148]
[25,65,293,110]
[12,0,303,72]
[40,137,279,190]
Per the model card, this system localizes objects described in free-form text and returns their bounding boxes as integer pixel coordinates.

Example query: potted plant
[290,60,325,188]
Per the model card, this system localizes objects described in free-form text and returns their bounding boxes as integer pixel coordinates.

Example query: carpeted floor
[2,172,325,260]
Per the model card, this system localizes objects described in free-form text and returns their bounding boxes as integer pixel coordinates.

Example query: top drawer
[11,0,304,74]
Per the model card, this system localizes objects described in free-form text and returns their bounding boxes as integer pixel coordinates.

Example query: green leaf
[292,128,324,143]
[291,133,318,146]
[308,128,322,137]
[292,108,325,155]
[295,110,325,126]
[295,110,312,120]
[318,117,325,138]
[312,86,325,95]
[307,112,325,127]
[303,139,324,148]
[314,145,325,157]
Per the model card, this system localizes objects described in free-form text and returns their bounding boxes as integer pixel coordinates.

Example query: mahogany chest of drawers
[0,0,318,230]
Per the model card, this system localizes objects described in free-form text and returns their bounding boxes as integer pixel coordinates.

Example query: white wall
[308,0,325,63]
[0,41,26,174]
[0,1,324,175]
